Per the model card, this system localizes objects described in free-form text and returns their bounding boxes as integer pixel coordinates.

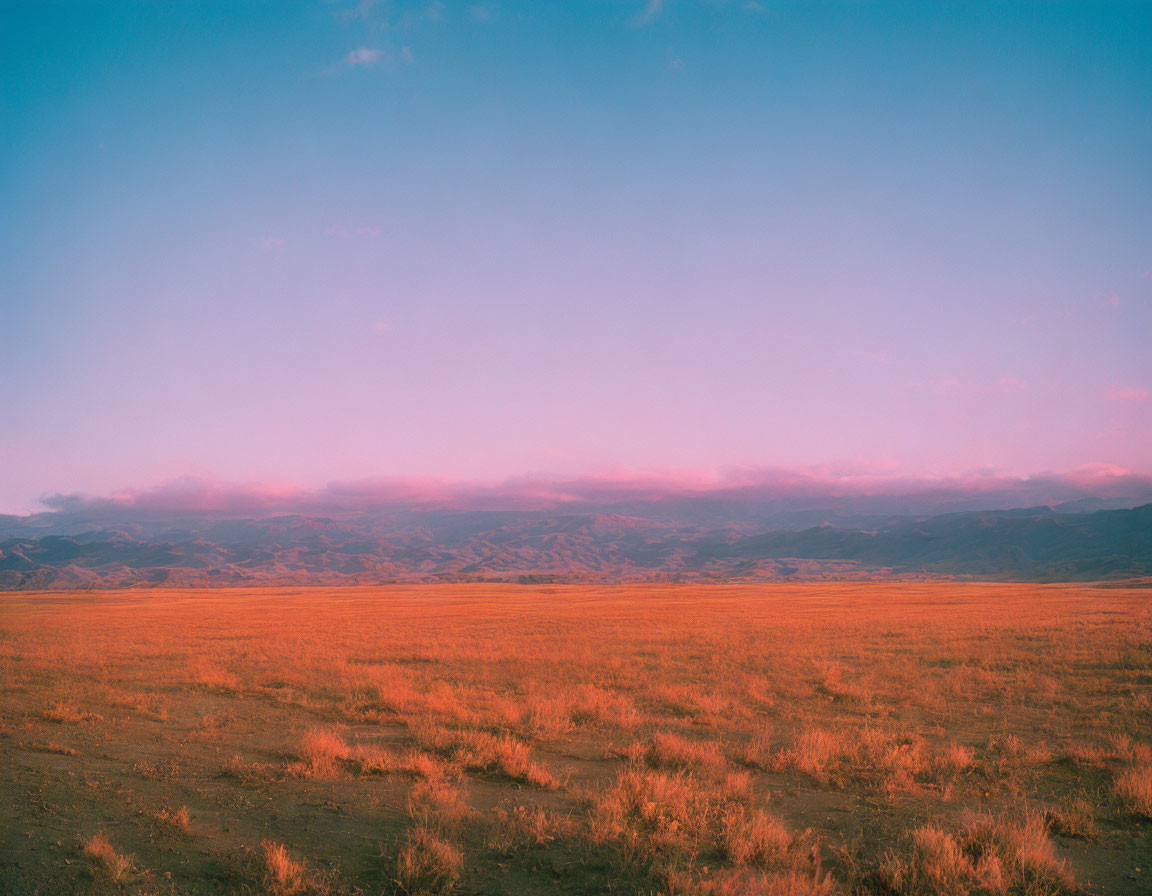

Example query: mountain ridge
[1,502,1149,589]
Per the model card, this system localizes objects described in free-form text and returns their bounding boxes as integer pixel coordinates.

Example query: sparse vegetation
[82,831,133,882]
[1,582,1150,894]
[156,805,192,835]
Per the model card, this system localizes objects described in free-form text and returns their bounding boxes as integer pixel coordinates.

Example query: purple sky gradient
[2,1,1150,514]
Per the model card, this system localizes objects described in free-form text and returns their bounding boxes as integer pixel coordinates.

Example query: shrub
[82,832,132,882]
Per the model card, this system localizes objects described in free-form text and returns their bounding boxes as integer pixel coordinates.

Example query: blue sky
[1,1,1150,513]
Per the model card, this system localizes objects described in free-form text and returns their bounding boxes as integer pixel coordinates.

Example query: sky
[2,1,1151,515]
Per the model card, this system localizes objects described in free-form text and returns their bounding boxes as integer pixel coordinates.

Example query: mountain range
[1,499,1150,589]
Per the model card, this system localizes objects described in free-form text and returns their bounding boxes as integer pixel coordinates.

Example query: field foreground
[1,583,1150,895]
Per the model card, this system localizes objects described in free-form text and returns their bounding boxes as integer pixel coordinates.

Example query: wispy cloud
[344,46,383,67]
[633,0,664,26]
[324,45,413,76]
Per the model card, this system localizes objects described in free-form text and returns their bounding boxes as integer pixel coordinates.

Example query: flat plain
[1,583,1150,895]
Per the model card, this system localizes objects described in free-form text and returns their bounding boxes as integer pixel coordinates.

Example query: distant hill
[0,502,1149,589]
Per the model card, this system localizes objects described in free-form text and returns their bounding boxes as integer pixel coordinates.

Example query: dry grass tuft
[569,684,641,730]
[401,750,452,782]
[350,742,396,775]
[1044,797,1097,839]
[396,825,462,895]
[298,727,352,775]
[591,766,713,854]
[989,733,1052,768]
[1114,764,1152,818]
[740,724,775,770]
[487,803,574,854]
[107,690,170,721]
[719,805,793,868]
[82,831,133,881]
[1108,733,1152,765]
[776,728,851,783]
[882,825,989,895]
[262,840,311,896]
[44,699,97,724]
[188,660,241,694]
[882,811,1074,895]
[819,662,870,704]
[647,731,725,770]
[157,805,192,835]
[418,726,557,788]
[722,770,754,802]
[406,778,472,828]
[932,742,974,777]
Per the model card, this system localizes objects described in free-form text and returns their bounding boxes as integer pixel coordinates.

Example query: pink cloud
[1106,386,1150,403]
[37,465,1152,520]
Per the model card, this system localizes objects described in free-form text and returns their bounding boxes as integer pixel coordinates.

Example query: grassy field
[1,583,1150,895]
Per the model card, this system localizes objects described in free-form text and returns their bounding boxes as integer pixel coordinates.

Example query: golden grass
[415,725,559,788]
[1114,764,1152,818]
[881,811,1074,896]
[262,840,313,896]
[591,766,714,856]
[486,802,573,853]
[298,727,352,775]
[646,731,726,770]
[406,777,473,828]
[718,804,793,867]
[2,582,1150,894]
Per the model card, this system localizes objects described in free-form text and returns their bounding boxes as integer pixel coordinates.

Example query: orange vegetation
[0,582,1150,894]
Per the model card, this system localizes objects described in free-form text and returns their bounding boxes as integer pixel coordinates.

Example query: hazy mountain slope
[0,504,1148,588]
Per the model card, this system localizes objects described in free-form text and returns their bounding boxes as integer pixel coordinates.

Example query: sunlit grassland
[1,583,1150,895]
